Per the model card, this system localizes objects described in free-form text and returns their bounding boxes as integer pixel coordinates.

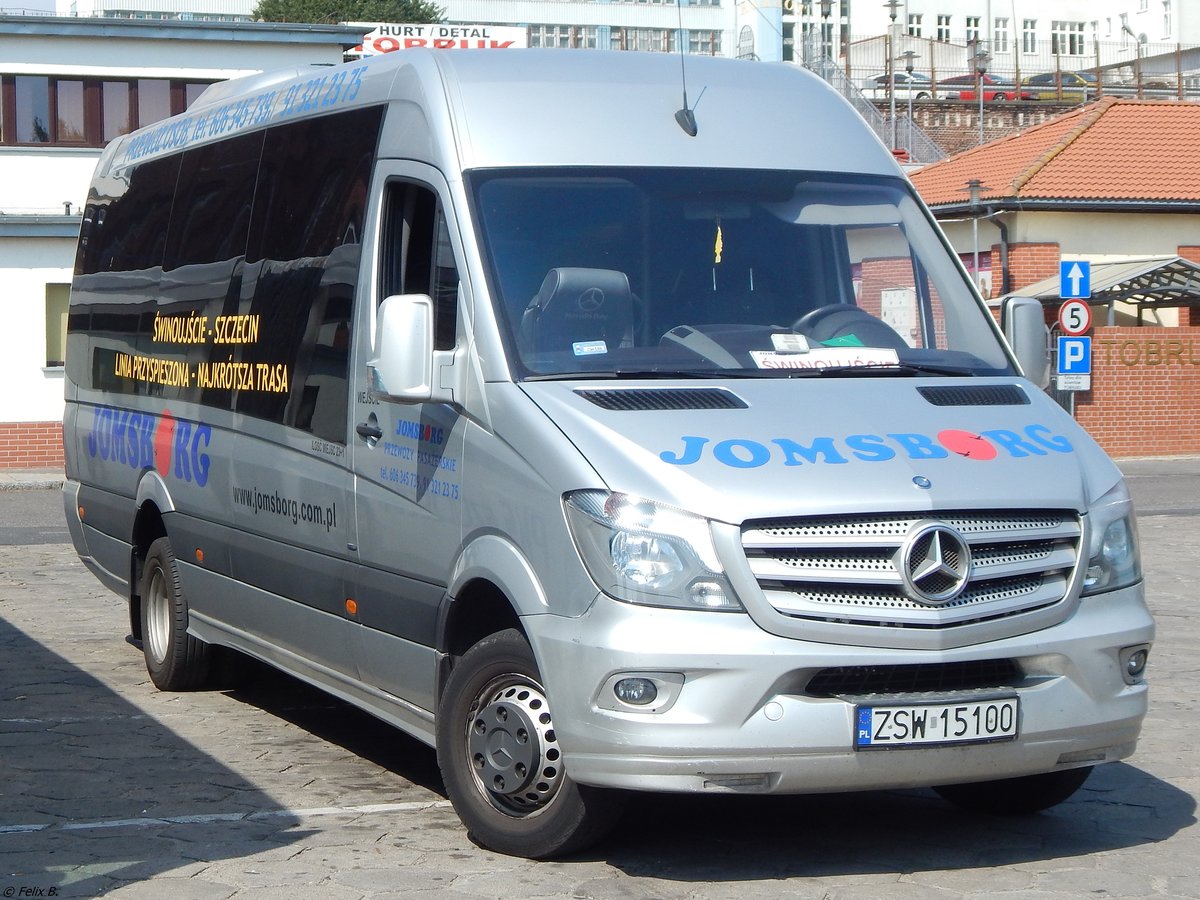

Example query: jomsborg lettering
[86,406,212,486]
[660,425,1073,468]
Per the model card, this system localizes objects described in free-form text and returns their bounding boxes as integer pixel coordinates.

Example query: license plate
[854,697,1019,750]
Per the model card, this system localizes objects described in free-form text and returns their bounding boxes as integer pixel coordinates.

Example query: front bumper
[527,585,1153,794]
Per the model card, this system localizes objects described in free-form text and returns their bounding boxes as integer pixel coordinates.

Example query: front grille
[742,510,1081,630]
[805,659,1023,697]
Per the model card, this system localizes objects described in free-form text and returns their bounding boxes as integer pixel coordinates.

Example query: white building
[54,0,1191,67]
[0,16,363,468]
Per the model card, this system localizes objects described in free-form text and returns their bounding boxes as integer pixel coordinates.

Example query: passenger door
[221,108,382,676]
[349,166,467,712]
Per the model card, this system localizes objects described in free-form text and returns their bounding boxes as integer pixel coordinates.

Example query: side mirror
[367,294,434,402]
[1001,296,1050,389]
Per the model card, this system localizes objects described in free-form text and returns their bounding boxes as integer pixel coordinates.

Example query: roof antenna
[674,0,698,136]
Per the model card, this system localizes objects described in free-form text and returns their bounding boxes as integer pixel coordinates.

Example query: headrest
[520,267,633,356]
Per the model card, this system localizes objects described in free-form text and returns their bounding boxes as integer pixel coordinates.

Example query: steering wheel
[792,303,861,334]
[792,304,908,350]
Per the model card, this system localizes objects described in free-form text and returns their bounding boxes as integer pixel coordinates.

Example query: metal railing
[799,33,946,165]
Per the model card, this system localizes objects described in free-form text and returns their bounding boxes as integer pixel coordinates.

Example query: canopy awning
[1006,256,1200,324]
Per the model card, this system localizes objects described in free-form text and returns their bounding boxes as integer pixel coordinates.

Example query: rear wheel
[934,766,1093,815]
[140,536,212,691]
[437,628,625,858]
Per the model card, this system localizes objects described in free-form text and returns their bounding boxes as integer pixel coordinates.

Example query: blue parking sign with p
[1057,336,1092,375]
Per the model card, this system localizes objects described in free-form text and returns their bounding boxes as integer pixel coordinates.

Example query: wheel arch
[128,469,174,641]
[437,533,554,706]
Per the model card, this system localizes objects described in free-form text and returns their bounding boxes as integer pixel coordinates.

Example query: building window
[137,79,170,125]
[46,284,69,368]
[994,17,1009,52]
[612,27,676,52]
[1164,0,1172,37]
[690,30,721,54]
[101,81,131,142]
[529,25,598,48]
[56,80,85,143]
[737,25,754,59]
[936,14,951,42]
[14,76,50,143]
[907,13,922,37]
[965,16,981,45]
[1022,19,1037,54]
[1,76,214,148]
[1051,20,1085,56]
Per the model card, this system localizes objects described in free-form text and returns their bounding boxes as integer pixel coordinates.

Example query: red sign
[1058,299,1092,336]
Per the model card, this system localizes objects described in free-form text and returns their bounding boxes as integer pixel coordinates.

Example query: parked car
[1022,70,1100,101]
[861,71,933,99]
[938,73,1034,102]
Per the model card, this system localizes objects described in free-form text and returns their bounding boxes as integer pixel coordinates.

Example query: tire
[934,766,1093,815]
[436,628,626,858]
[140,536,212,691]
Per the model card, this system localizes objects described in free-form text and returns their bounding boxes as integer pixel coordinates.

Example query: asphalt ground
[0,462,1196,898]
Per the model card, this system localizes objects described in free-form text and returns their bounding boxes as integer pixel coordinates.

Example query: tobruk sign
[349,23,528,56]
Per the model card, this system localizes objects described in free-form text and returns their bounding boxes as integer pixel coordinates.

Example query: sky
[5,0,58,12]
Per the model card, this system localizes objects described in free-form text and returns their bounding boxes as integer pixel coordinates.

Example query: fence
[811,32,1200,103]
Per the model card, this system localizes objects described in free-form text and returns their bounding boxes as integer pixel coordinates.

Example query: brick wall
[1072,326,1200,458]
[1007,242,1061,295]
[0,422,65,470]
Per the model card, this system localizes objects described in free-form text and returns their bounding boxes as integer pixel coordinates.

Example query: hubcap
[145,567,170,664]
[466,677,564,814]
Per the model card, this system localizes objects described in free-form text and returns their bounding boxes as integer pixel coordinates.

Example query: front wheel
[934,766,1093,815]
[140,536,212,691]
[436,629,626,858]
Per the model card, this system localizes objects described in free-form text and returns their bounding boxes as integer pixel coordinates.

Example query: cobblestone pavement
[0,514,1196,898]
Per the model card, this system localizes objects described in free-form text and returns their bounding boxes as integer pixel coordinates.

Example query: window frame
[0,75,215,147]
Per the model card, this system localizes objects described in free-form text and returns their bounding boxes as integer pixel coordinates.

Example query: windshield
[469,169,1014,380]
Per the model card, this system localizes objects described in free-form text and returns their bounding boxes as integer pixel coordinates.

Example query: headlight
[1082,480,1142,595]
[564,491,742,611]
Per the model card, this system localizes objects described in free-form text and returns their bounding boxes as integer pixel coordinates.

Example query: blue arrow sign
[1060,260,1091,299]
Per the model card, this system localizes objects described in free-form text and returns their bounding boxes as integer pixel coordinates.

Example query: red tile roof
[910,98,1200,208]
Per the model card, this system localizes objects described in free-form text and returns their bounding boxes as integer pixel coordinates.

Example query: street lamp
[972,44,992,145]
[884,0,901,149]
[897,49,919,157]
[819,0,833,60]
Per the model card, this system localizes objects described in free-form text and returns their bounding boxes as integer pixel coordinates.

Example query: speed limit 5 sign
[1058,299,1092,336]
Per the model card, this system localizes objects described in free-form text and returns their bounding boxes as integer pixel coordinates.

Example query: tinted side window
[69,106,383,427]
[163,133,262,271]
[381,183,460,351]
[236,106,383,442]
[77,155,180,276]
[70,155,181,394]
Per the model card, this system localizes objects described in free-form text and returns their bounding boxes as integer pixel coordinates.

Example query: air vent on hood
[917,385,1030,407]
[574,388,748,411]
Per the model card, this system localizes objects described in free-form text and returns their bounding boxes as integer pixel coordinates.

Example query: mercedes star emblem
[898,521,972,605]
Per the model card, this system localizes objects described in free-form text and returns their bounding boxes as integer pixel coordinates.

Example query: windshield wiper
[524,369,728,382]
[730,362,976,378]
[523,362,975,381]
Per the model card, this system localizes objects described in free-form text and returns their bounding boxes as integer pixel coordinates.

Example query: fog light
[1119,644,1150,684]
[614,677,658,706]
